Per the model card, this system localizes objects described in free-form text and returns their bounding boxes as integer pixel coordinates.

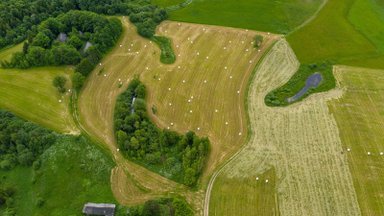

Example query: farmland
[156,0,324,34]
[0,67,79,134]
[329,66,384,215]
[287,0,384,69]
[209,40,360,215]
[78,17,278,187]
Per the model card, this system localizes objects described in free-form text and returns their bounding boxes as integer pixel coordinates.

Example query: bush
[52,75,67,93]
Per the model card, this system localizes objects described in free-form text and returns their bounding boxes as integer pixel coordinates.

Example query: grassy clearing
[287,0,384,69]
[0,67,79,134]
[0,136,116,215]
[0,42,23,62]
[210,40,360,215]
[158,0,324,34]
[328,66,384,216]
[210,169,277,216]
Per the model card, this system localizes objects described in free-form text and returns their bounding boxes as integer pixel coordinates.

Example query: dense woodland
[115,79,210,187]
[126,197,194,216]
[0,0,167,49]
[0,110,57,170]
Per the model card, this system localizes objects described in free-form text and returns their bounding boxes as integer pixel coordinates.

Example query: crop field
[287,0,384,69]
[209,40,361,215]
[0,67,79,134]
[328,66,384,215]
[156,0,324,34]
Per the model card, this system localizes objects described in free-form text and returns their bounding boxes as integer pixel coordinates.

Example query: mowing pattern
[329,66,384,216]
[210,40,361,215]
[0,67,78,134]
[78,18,277,212]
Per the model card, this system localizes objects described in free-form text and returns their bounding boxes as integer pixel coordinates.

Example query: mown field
[287,0,384,69]
[78,17,278,184]
[329,66,384,216]
[209,40,360,215]
[0,67,79,134]
[155,0,324,34]
[0,136,116,216]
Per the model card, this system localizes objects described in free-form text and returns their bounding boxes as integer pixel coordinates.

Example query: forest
[114,79,210,187]
[0,110,57,170]
[125,197,194,216]
[0,0,167,49]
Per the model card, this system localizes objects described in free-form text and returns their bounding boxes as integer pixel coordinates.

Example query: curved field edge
[209,39,361,215]
[328,65,384,215]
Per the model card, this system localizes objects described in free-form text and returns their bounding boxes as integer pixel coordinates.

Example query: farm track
[208,40,361,215]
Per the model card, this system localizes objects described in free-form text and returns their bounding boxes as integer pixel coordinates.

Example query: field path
[207,40,361,215]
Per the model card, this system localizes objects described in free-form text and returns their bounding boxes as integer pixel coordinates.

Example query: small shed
[84,41,93,52]
[82,203,116,216]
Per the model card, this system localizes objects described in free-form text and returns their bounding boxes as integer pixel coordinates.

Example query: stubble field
[209,40,361,215]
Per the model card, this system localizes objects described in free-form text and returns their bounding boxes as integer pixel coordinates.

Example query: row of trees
[0,110,58,170]
[0,0,168,49]
[115,79,210,187]
[126,197,193,216]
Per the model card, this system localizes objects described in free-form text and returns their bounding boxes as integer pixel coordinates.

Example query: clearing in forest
[77,17,277,211]
[329,66,384,216]
[209,40,361,215]
[0,67,79,134]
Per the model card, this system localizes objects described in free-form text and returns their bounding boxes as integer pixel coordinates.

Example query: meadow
[329,66,384,216]
[0,43,23,62]
[209,40,360,215]
[0,136,116,215]
[0,67,79,134]
[287,0,384,69]
[156,0,324,34]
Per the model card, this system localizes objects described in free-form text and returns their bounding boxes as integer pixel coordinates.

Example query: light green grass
[287,0,384,69]
[159,0,323,34]
[0,136,116,216]
[329,66,384,215]
[210,169,277,215]
[0,43,23,62]
[0,67,79,134]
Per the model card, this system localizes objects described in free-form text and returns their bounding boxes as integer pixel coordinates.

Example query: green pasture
[288,0,384,69]
[0,43,23,62]
[209,169,277,216]
[0,136,116,216]
[0,67,78,134]
[329,67,384,215]
[157,0,323,34]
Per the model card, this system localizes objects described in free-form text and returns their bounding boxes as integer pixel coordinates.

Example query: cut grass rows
[210,40,361,215]
[329,66,384,216]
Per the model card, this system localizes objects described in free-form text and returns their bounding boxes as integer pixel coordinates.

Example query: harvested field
[329,66,384,215]
[77,17,277,212]
[209,40,361,215]
[0,67,79,134]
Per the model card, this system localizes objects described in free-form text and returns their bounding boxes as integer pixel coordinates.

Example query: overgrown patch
[114,79,210,187]
[152,36,176,64]
[265,62,335,106]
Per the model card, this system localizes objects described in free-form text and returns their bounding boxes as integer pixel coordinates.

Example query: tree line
[0,110,58,170]
[125,197,193,216]
[114,79,210,187]
[0,0,167,50]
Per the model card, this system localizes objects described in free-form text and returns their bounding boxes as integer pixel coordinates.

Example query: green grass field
[156,0,323,34]
[210,169,277,216]
[329,66,384,216]
[0,67,79,134]
[0,136,116,215]
[287,0,384,69]
[0,43,23,62]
